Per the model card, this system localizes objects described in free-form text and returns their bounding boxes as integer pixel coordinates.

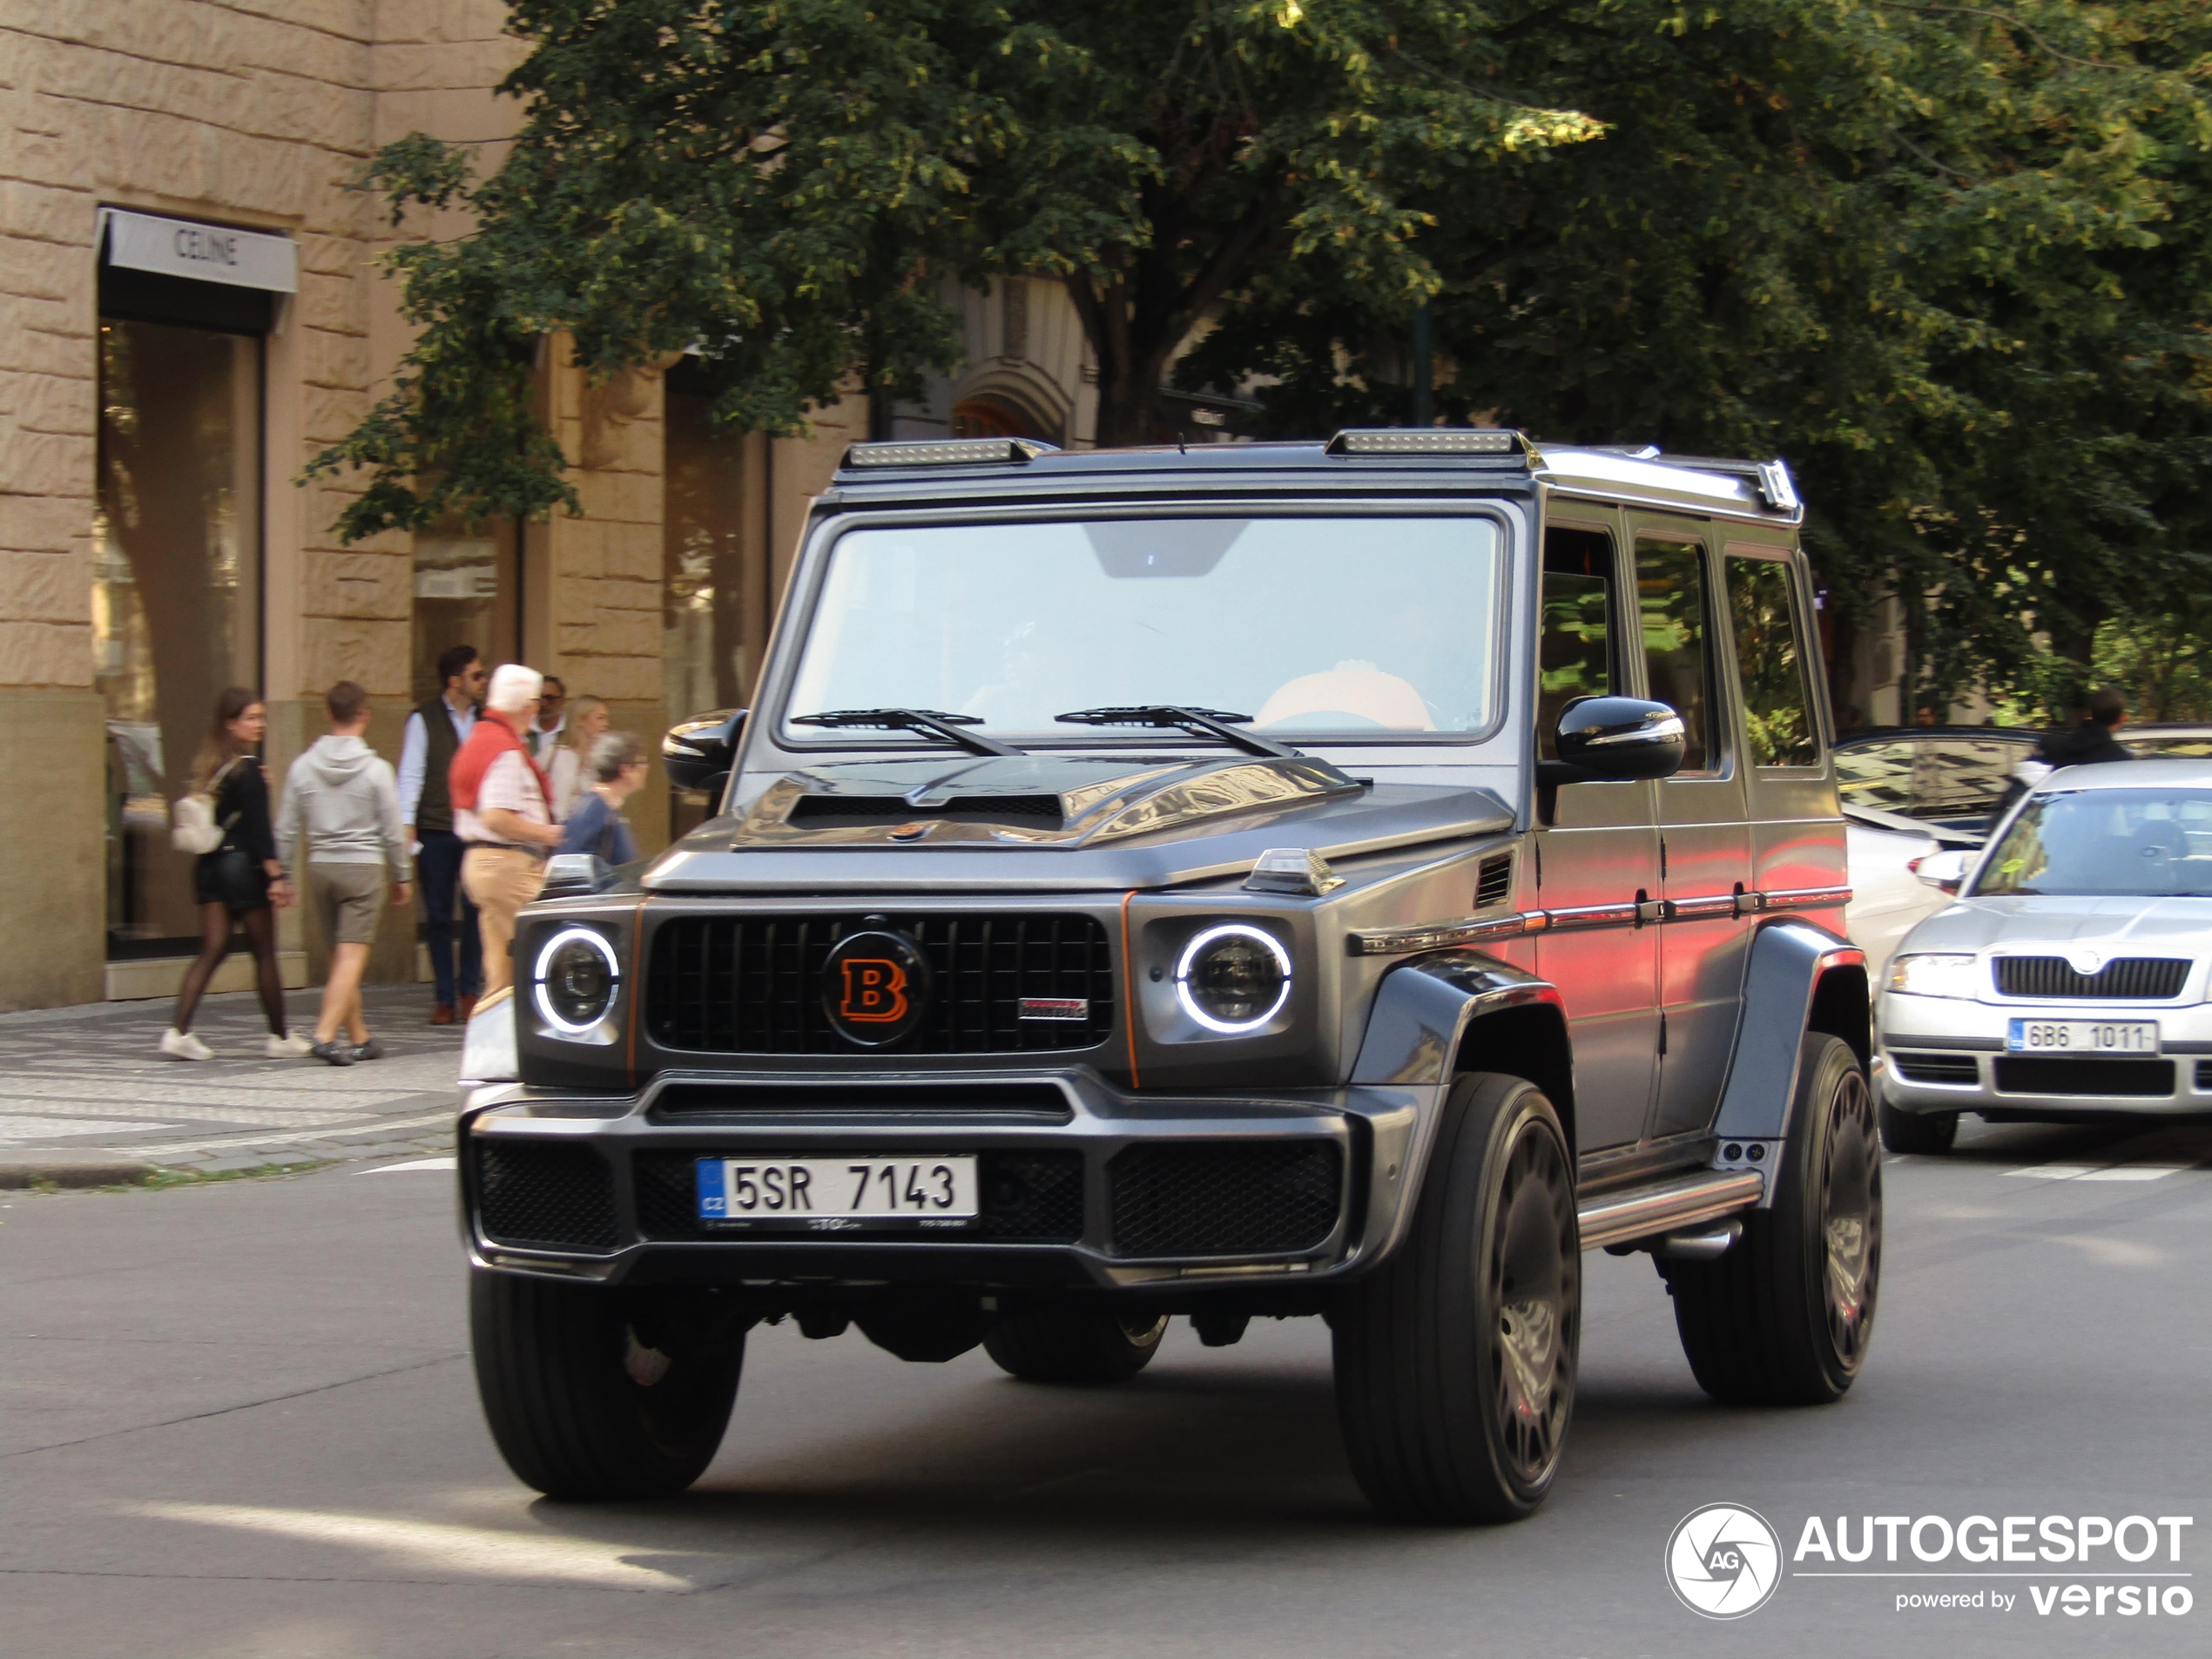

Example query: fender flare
[1711,919,1867,1204]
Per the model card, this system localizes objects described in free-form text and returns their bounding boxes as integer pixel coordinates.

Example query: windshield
[783,516,1503,745]
[1976,787,2212,897]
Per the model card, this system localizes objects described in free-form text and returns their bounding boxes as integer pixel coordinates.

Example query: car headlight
[1175,924,1292,1034]
[534,927,621,1033]
[1886,953,1981,999]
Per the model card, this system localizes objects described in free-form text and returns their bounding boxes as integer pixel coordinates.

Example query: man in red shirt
[450,664,563,996]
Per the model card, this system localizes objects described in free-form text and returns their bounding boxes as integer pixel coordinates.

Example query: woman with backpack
[159,688,313,1061]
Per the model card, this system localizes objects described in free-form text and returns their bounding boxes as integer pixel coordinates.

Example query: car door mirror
[1910,848,1971,894]
[663,708,745,797]
[1549,696,1686,782]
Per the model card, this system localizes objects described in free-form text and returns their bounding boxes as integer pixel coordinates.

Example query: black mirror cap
[1552,696,1686,781]
[663,708,745,796]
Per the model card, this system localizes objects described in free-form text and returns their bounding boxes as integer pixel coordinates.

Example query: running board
[1577,1170,1764,1252]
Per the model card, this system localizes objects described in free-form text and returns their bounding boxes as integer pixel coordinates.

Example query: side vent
[1475,853,1514,910]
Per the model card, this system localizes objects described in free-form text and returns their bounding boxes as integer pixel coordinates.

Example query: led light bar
[841,437,1058,469]
[1325,428,1526,457]
[1756,458,1800,514]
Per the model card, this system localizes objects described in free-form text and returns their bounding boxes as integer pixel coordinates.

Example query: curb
[0,1157,160,1190]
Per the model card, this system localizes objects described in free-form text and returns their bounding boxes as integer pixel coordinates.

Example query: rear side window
[1836,738,2029,822]
[1726,556,1818,765]
[1635,540,1715,772]
[1538,528,1616,759]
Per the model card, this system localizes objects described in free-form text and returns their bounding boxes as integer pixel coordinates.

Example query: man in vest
[399,644,486,1024]
[452,663,564,995]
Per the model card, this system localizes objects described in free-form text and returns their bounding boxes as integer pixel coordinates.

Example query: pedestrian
[452,664,564,995]
[399,644,486,1025]
[557,732,650,866]
[159,689,312,1061]
[276,681,413,1066]
[546,693,610,820]
[529,674,568,763]
[2038,685,2134,767]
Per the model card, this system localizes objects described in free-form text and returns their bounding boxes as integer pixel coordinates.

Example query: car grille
[645,913,1115,1055]
[1993,956,2189,1000]
[1107,1141,1343,1258]
[474,1142,620,1251]
[1993,1057,2175,1097]
[632,1150,1085,1243]
[1891,1052,1980,1085]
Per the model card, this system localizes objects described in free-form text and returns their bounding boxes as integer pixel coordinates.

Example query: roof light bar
[1326,428,1526,458]
[1756,459,1800,514]
[842,437,1058,469]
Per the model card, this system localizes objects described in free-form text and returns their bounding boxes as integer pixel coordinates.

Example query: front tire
[470,1272,745,1499]
[1667,1035,1881,1405]
[983,1308,1169,1384]
[1332,1072,1580,1524]
[1878,1096,1958,1155]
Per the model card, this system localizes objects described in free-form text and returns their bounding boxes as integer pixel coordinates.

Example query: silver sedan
[1875,758,2212,1152]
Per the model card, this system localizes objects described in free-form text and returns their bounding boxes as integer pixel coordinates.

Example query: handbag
[171,757,242,854]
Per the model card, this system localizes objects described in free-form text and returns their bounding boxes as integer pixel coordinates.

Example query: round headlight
[534,927,620,1033]
[1175,924,1292,1034]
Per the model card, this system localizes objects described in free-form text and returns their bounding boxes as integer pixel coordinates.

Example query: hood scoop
[786,792,1067,830]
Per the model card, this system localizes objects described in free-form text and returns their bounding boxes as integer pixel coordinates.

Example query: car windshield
[1976,787,2212,897]
[783,516,1502,745]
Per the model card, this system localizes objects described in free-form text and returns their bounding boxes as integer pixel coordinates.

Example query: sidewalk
[0,984,468,1182]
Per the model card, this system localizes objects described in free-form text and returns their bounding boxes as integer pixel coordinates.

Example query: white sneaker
[160,1028,214,1062]
[264,1034,314,1058]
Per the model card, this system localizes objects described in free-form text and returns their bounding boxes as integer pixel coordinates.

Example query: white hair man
[448,663,563,996]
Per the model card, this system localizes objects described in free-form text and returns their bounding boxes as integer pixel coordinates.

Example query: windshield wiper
[1055,705,1300,759]
[791,707,1021,758]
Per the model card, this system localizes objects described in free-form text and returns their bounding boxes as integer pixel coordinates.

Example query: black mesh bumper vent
[475,1142,620,1251]
[1993,956,2189,1000]
[1993,1057,2175,1097]
[1891,1052,1981,1085]
[1108,1141,1343,1258]
[646,913,1114,1055]
[633,1150,1085,1243]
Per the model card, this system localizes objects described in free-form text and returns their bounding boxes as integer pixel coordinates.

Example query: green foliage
[308,0,1605,540]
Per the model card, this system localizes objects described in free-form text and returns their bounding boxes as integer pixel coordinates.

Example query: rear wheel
[983,1307,1169,1384]
[1332,1072,1580,1523]
[1667,1035,1881,1405]
[470,1272,745,1499]
[1878,1096,1958,1155]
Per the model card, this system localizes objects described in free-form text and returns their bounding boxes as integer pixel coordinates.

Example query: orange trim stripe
[1119,890,1142,1091]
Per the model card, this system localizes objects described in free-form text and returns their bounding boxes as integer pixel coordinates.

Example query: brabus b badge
[821,929,932,1047]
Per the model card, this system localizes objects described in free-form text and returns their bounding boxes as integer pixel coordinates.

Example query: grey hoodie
[277,735,408,880]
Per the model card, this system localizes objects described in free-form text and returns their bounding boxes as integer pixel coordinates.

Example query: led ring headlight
[1175,923,1292,1034]
[534,927,621,1034]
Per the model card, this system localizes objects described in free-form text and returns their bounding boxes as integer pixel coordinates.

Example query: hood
[644,752,1514,893]
[1899,893,2212,955]
[300,733,377,784]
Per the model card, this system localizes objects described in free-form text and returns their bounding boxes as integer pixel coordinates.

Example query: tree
[308,0,1603,540]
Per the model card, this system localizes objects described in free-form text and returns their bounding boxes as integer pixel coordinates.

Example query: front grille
[1993,1057,2175,1097]
[633,1150,1084,1243]
[1892,1052,1981,1085]
[475,1142,620,1251]
[1108,1141,1343,1258]
[1475,853,1513,909]
[647,913,1114,1055]
[1993,956,2189,1000]
[787,793,1064,827]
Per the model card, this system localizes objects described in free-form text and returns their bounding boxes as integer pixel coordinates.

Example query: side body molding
[1711,919,1866,1205]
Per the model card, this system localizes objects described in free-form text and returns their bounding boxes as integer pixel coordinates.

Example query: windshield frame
[764,498,1521,758]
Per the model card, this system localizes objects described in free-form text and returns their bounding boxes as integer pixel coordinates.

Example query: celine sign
[101,209,298,293]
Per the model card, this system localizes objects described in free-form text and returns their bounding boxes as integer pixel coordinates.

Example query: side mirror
[663,708,745,798]
[1910,848,1970,894]
[1549,696,1686,782]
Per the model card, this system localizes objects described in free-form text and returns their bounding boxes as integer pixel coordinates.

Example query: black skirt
[193,846,270,913]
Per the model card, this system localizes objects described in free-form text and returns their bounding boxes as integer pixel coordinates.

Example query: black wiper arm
[791,707,1021,758]
[1055,705,1300,759]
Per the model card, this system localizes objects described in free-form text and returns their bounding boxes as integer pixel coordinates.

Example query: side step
[1576,1170,1764,1253]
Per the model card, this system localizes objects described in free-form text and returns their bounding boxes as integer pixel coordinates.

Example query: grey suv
[457,430,1878,1523]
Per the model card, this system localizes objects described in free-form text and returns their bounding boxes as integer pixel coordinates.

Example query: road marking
[360,1157,456,1173]
[2005,1163,2187,1183]
[0,1115,171,1143]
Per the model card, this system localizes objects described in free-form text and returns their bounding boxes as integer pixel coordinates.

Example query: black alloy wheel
[1332,1072,1581,1523]
[982,1306,1170,1384]
[1878,1096,1959,1155]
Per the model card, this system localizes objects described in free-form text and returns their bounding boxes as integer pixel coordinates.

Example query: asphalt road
[5,1114,2209,1659]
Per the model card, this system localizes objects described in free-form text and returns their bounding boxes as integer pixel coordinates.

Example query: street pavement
[3,1099,2209,1657]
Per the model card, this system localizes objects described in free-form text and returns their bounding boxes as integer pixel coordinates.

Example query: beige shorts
[307,862,388,947]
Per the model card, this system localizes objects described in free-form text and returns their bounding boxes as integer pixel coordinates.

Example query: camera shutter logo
[1666,1504,1783,1619]
[820,929,931,1047]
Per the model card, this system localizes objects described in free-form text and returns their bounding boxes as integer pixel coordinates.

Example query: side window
[1538,528,1616,759]
[1725,556,1819,766]
[1635,539,1715,772]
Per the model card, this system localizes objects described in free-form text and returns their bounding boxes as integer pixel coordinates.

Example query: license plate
[2006,1020,2159,1055]
[694,1156,978,1225]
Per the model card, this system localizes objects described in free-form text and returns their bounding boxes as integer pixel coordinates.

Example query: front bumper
[1877,990,2212,1117]
[460,1067,1432,1291]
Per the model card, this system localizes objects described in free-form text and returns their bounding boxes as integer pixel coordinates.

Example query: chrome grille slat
[1993,956,2188,1000]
